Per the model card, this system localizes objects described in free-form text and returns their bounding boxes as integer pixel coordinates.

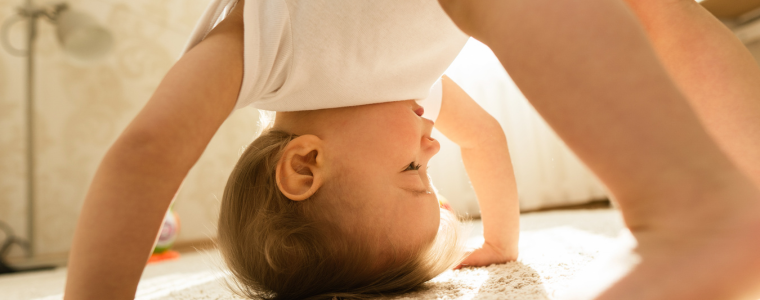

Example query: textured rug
[1,208,630,300]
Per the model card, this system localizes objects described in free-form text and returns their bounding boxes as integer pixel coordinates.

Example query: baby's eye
[404,162,422,171]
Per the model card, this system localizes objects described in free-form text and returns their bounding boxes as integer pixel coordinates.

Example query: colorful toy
[438,195,455,214]
[148,207,181,264]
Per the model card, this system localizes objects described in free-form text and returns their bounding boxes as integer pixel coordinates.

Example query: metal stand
[0,0,67,274]
[24,0,38,261]
[0,221,54,274]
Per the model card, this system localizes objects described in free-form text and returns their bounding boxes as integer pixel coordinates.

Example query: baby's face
[322,100,442,251]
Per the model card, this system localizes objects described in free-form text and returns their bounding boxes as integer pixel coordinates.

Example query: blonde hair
[218,129,466,299]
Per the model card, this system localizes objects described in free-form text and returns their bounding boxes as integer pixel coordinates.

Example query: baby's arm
[63,2,245,299]
[435,75,519,266]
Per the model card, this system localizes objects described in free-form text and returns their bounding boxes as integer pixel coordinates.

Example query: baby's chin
[361,233,438,274]
[366,220,439,260]
[362,209,462,276]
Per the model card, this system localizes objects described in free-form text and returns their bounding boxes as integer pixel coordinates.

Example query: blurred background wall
[0,0,262,260]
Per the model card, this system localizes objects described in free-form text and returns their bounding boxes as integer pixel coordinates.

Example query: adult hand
[455,240,517,269]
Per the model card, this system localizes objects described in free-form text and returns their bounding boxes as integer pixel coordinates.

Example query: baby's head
[218,100,465,299]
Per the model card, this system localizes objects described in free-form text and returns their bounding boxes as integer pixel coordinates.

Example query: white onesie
[182,0,468,122]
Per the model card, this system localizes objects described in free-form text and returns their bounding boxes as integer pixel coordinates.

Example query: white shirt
[183,0,468,121]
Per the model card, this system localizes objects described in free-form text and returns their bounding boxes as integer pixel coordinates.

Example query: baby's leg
[438,0,760,299]
[623,0,760,187]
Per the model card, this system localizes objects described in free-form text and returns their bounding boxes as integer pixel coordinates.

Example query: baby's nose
[422,135,441,156]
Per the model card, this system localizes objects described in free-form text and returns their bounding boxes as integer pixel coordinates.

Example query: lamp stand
[0,0,62,274]
[24,0,38,261]
[1,0,110,274]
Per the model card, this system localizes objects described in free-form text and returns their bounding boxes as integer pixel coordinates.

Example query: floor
[0,208,628,300]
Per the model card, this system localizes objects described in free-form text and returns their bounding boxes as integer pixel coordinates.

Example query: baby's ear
[276,135,325,201]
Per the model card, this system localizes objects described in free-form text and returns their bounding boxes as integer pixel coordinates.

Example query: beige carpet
[0,208,629,300]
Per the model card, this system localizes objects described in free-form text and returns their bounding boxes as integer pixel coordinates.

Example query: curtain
[430,38,608,215]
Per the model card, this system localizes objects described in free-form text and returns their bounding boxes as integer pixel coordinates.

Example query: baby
[64,0,519,299]
[203,1,521,298]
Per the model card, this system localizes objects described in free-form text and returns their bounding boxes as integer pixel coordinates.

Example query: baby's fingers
[455,249,491,269]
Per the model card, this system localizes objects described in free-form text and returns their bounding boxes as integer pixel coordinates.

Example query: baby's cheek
[401,202,439,242]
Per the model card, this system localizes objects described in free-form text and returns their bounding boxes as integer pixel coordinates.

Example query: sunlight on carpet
[1,209,646,300]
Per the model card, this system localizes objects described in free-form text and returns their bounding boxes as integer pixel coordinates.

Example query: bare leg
[438,0,760,299]
[623,0,760,187]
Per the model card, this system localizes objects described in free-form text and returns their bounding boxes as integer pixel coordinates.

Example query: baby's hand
[455,241,517,269]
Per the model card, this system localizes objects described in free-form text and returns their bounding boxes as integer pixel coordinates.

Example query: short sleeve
[178,0,292,112]
[235,0,293,111]
[416,78,443,122]
[180,0,238,56]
